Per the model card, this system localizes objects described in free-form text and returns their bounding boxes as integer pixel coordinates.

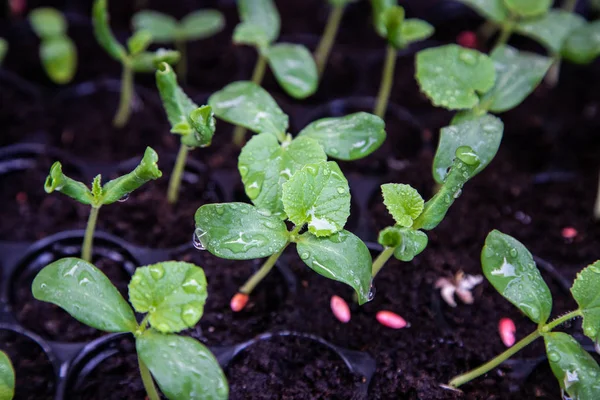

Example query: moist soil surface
[1,0,600,399]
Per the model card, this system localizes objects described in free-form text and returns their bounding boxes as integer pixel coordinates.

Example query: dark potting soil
[0,329,55,400]
[13,256,132,342]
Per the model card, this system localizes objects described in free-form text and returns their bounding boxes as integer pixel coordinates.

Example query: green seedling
[231,0,318,145]
[92,0,180,128]
[0,351,14,400]
[371,0,433,117]
[448,230,600,400]
[32,258,228,400]
[314,0,355,77]
[155,62,216,203]
[209,80,386,161]
[371,114,503,278]
[0,38,8,66]
[133,8,225,82]
[44,147,162,262]
[199,82,385,308]
[28,7,77,84]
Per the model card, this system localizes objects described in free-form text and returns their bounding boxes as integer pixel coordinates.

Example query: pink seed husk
[230,293,249,312]
[376,311,407,329]
[561,227,578,239]
[499,318,516,347]
[330,295,351,323]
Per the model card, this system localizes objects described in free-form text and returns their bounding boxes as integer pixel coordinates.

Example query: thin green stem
[240,242,290,294]
[545,55,562,88]
[233,53,268,147]
[314,5,345,78]
[594,170,600,220]
[138,357,160,400]
[493,23,513,50]
[175,39,187,83]
[167,143,189,204]
[374,44,397,118]
[82,206,100,262]
[372,246,396,277]
[114,62,134,128]
[449,310,582,388]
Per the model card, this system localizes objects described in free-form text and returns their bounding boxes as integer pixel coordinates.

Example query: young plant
[231,0,318,145]
[155,62,216,203]
[448,230,600,400]
[371,114,503,279]
[28,7,77,84]
[32,258,228,400]
[44,147,162,262]
[314,0,355,77]
[0,38,7,66]
[133,8,225,82]
[92,0,180,128]
[200,82,386,309]
[0,351,14,400]
[371,0,433,117]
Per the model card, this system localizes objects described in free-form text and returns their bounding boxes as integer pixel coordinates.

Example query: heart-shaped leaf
[544,332,600,400]
[562,21,600,65]
[32,257,137,333]
[266,43,318,99]
[238,0,280,44]
[381,184,424,228]
[179,10,225,41]
[238,133,326,217]
[456,0,509,23]
[504,0,551,17]
[129,262,207,333]
[433,114,503,183]
[297,112,386,160]
[481,230,552,324]
[480,46,551,113]
[571,261,600,342]
[416,44,496,110]
[132,10,178,42]
[296,230,372,304]
[0,351,14,400]
[137,331,228,400]
[282,161,350,237]
[208,81,288,139]
[195,203,290,260]
[515,10,585,54]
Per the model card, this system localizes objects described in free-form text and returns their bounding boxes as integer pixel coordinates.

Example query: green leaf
[329,0,357,5]
[92,0,126,62]
[0,38,7,66]
[416,44,496,110]
[503,0,551,17]
[400,19,435,47]
[187,106,216,148]
[381,6,405,48]
[297,112,386,160]
[132,10,178,42]
[282,161,350,237]
[127,30,152,55]
[238,133,326,217]
[371,0,398,38]
[29,7,66,38]
[481,230,552,324]
[238,0,280,44]
[544,332,600,400]
[515,10,585,54]
[208,81,288,139]
[296,230,372,304]
[44,161,94,205]
[562,21,600,65]
[266,43,318,99]
[131,48,180,73]
[378,226,402,248]
[232,23,271,50]
[480,45,551,113]
[137,331,228,400]
[571,261,600,342]
[0,351,14,400]
[101,147,162,204]
[179,10,225,41]
[129,262,207,333]
[433,115,503,183]
[456,0,509,23]
[195,203,290,260]
[413,146,481,230]
[40,36,77,84]
[377,226,428,261]
[32,257,137,333]
[381,184,424,228]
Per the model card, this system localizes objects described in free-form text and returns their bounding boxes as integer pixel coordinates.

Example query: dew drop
[182,277,204,294]
[239,165,249,178]
[149,265,165,280]
[193,228,207,251]
[215,204,224,215]
[182,304,202,326]
[368,284,376,302]
[453,189,462,199]
[246,180,262,200]
[300,252,310,260]
[509,248,518,258]
[157,323,170,332]
[330,148,339,155]
[118,193,130,202]
[548,351,561,362]
[337,187,345,194]
[257,209,272,217]
[444,194,452,204]
[459,50,477,65]
[323,168,330,176]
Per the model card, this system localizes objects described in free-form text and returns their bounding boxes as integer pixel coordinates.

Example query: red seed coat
[376,311,407,329]
[330,295,351,323]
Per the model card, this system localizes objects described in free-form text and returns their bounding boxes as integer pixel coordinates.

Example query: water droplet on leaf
[509,248,518,257]
[193,228,207,251]
[459,50,477,65]
[182,304,202,326]
[118,193,130,202]
[149,265,165,280]
[548,351,561,362]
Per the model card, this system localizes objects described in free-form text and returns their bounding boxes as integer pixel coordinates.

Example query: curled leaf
[378,226,428,261]
[92,0,126,62]
[44,162,94,205]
